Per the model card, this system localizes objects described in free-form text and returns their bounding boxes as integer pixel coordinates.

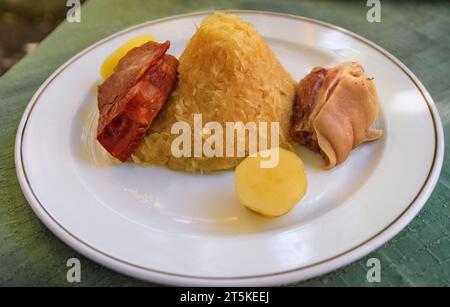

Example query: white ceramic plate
[15,11,444,286]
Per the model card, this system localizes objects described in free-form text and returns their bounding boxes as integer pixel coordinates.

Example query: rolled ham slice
[291,62,382,169]
[97,41,178,162]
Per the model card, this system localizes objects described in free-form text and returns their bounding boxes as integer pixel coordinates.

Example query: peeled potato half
[235,148,308,217]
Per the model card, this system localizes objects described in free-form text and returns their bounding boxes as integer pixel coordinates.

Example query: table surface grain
[0,0,449,286]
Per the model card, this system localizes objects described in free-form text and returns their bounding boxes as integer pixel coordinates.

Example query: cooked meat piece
[97,41,178,162]
[98,41,170,112]
[291,67,327,152]
[291,62,382,169]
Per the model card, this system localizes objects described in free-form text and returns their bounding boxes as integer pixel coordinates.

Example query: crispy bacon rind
[97,41,178,162]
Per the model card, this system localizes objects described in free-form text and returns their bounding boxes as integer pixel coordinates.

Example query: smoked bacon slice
[97,41,178,162]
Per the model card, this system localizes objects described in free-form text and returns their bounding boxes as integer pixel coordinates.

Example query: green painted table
[0,0,449,287]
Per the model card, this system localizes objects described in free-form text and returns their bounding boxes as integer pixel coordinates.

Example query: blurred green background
[0,0,85,75]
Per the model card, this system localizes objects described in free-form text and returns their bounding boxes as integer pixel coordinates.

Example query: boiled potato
[100,34,156,79]
[235,148,307,217]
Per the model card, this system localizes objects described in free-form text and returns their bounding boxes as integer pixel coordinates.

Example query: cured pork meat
[291,62,382,169]
[97,41,178,162]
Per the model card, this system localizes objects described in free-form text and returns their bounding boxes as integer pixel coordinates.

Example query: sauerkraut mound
[133,13,296,172]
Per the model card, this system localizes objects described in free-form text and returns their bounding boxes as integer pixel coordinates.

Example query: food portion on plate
[291,62,383,169]
[94,12,383,217]
[100,34,157,80]
[97,40,178,162]
[236,148,308,217]
[132,13,295,172]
